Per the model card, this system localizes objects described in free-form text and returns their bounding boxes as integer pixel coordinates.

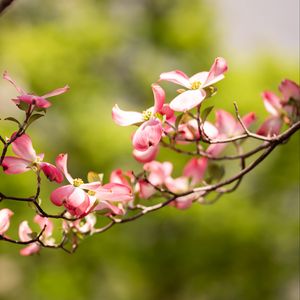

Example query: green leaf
[201,106,214,122]
[206,163,225,183]
[17,102,30,111]
[87,171,103,183]
[175,113,184,129]
[4,117,21,127]
[27,114,44,126]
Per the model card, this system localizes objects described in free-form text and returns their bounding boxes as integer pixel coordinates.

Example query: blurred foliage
[0,1,299,300]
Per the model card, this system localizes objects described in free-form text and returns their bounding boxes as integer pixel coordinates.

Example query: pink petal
[2,157,31,174]
[50,185,75,206]
[34,215,53,238]
[257,117,282,136]
[215,110,236,136]
[138,180,156,199]
[112,104,144,126]
[203,121,219,139]
[42,85,70,98]
[132,119,163,151]
[234,112,257,135]
[159,70,191,88]
[65,188,90,217]
[93,201,125,216]
[262,92,282,116]
[169,89,206,112]
[165,176,189,193]
[279,79,300,103]
[96,183,133,202]
[18,221,32,242]
[20,243,40,256]
[202,57,228,88]
[40,162,64,183]
[189,71,209,85]
[0,208,14,235]
[143,161,173,186]
[152,83,165,114]
[17,95,51,108]
[3,71,26,95]
[133,145,159,163]
[110,169,132,188]
[55,153,73,184]
[11,133,37,161]
[79,182,102,191]
[159,104,175,121]
[183,157,208,185]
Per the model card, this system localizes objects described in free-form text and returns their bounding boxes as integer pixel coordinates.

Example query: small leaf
[27,114,44,126]
[201,106,214,122]
[206,163,225,183]
[29,232,38,239]
[87,171,103,183]
[17,102,30,111]
[175,113,184,129]
[34,106,47,113]
[4,117,21,127]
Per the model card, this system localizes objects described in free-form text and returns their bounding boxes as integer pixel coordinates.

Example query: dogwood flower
[3,71,69,108]
[0,208,13,235]
[159,57,228,112]
[112,84,173,151]
[18,215,54,256]
[2,133,64,183]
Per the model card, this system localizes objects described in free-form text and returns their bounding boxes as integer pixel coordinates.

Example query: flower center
[88,190,96,196]
[73,178,84,187]
[142,109,153,121]
[191,81,201,90]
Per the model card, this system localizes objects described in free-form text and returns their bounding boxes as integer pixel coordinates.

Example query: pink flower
[159,57,228,112]
[207,110,256,156]
[2,133,63,183]
[133,145,159,163]
[183,157,208,186]
[112,84,173,152]
[0,208,13,235]
[3,71,69,108]
[19,215,54,256]
[143,161,173,186]
[257,80,300,136]
[50,154,101,217]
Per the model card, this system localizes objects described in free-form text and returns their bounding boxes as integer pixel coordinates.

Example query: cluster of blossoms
[1,59,299,255]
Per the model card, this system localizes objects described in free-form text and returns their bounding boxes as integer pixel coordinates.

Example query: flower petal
[18,221,32,242]
[159,70,191,88]
[202,57,228,88]
[55,153,73,184]
[0,208,14,235]
[11,133,37,161]
[170,89,206,112]
[183,157,208,186]
[262,91,282,116]
[279,79,300,103]
[2,157,31,174]
[152,83,165,113]
[34,215,53,238]
[257,117,282,136]
[3,71,26,95]
[112,104,144,126]
[96,183,133,202]
[42,85,70,98]
[133,145,159,163]
[215,110,237,136]
[132,119,163,151]
[20,243,40,256]
[50,185,75,206]
[40,162,64,183]
[65,188,90,217]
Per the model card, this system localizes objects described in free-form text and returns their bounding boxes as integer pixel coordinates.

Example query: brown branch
[0,0,15,14]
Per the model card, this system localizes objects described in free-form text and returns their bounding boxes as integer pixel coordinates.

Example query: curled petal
[159,104,175,121]
[65,188,90,217]
[159,70,191,88]
[262,92,282,116]
[18,221,32,242]
[55,153,73,184]
[2,157,31,174]
[132,119,163,151]
[20,243,40,256]
[183,157,208,186]
[257,117,282,136]
[3,71,26,95]
[17,95,51,108]
[170,89,206,112]
[112,104,144,126]
[279,79,300,103]
[165,176,189,194]
[96,183,133,202]
[110,169,132,188]
[215,110,236,136]
[93,201,125,216]
[34,215,53,238]
[152,83,165,113]
[40,162,64,183]
[133,145,159,163]
[138,180,156,199]
[11,133,37,161]
[50,185,75,206]
[42,85,70,98]
[202,57,228,88]
[0,208,14,235]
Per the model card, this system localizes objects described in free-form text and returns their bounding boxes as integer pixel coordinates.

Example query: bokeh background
[0,1,299,299]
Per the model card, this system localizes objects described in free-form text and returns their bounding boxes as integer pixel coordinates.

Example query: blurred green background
[0,1,299,300]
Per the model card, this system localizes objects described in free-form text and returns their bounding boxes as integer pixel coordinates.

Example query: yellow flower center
[191,81,201,90]
[88,190,96,196]
[73,178,84,187]
[142,109,153,121]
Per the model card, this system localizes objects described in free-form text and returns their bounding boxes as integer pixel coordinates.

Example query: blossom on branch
[0,208,13,235]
